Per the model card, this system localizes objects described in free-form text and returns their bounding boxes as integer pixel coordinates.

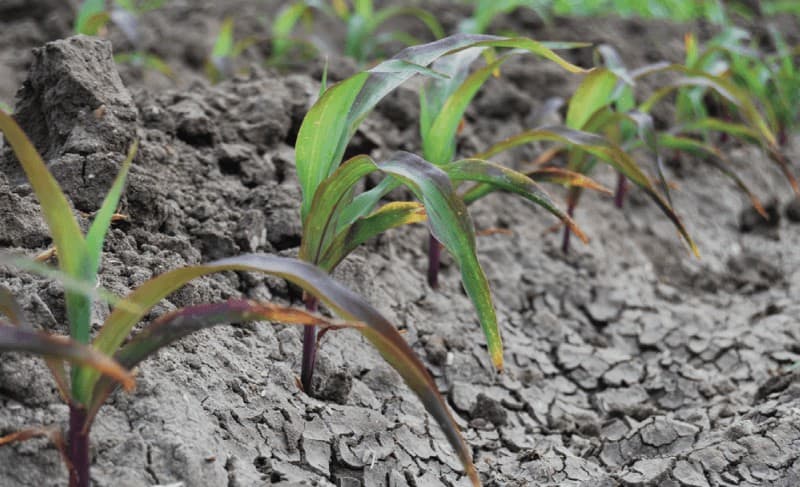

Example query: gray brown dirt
[1,3,800,487]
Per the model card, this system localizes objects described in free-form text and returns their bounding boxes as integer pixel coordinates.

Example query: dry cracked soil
[1,1,800,486]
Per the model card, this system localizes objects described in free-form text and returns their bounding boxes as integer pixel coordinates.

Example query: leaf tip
[689,241,701,259]
[491,350,504,373]
[120,373,136,392]
[466,463,481,486]
[567,220,589,245]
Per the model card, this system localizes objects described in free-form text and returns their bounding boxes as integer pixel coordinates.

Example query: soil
[2,1,800,486]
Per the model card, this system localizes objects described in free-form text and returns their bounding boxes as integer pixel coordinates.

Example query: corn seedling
[293,33,598,407]
[74,0,172,78]
[269,0,444,65]
[679,27,800,146]
[206,17,259,83]
[490,37,797,255]
[0,110,479,486]
[626,38,800,198]
[415,39,616,286]
[473,66,688,254]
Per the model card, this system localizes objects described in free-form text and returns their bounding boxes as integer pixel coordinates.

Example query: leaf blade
[0,324,134,391]
[77,254,477,484]
[443,158,588,243]
[0,111,86,279]
[319,201,426,271]
[474,126,699,256]
[85,141,137,277]
[374,152,503,371]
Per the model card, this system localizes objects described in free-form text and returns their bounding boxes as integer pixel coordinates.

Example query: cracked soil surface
[1,1,800,486]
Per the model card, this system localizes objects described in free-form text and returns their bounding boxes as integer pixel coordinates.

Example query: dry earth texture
[1,1,800,486]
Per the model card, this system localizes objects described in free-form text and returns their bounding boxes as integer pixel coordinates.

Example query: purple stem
[427,233,441,289]
[614,172,627,209]
[300,294,319,394]
[68,404,90,487]
[779,128,788,147]
[561,201,575,254]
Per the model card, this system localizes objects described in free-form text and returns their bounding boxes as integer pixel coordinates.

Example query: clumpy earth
[2,2,800,486]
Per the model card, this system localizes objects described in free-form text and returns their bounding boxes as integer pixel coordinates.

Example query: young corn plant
[206,17,258,83]
[74,0,172,78]
[412,40,693,275]
[623,38,800,200]
[415,40,610,286]
[0,110,480,486]
[679,27,800,146]
[500,39,797,254]
[269,0,444,65]
[292,33,602,400]
[467,63,697,253]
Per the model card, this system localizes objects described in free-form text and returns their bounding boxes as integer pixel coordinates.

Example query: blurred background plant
[677,26,800,147]
[74,0,173,78]
[269,0,444,66]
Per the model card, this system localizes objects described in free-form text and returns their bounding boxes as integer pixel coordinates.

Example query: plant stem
[427,233,441,289]
[561,201,575,254]
[68,404,90,487]
[614,172,627,209]
[300,294,319,394]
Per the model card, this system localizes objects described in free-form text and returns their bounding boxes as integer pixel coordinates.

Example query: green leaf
[353,0,373,18]
[86,299,354,422]
[299,155,378,264]
[85,141,137,279]
[296,72,370,219]
[78,255,478,484]
[337,177,403,231]
[211,17,235,59]
[270,1,311,61]
[442,158,587,243]
[344,12,370,61]
[594,44,634,85]
[658,134,767,218]
[424,56,510,166]
[451,37,589,75]
[461,167,611,203]
[0,324,134,392]
[0,111,86,282]
[616,110,671,205]
[566,68,620,130]
[319,202,426,271]
[0,110,94,358]
[0,254,139,314]
[141,54,174,78]
[75,0,108,34]
[369,6,445,42]
[526,167,613,194]
[83,12,112,36]
[677,117,760,143]
[474,125,699,256]
[638,67,776,144]
[637,65,799,194]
